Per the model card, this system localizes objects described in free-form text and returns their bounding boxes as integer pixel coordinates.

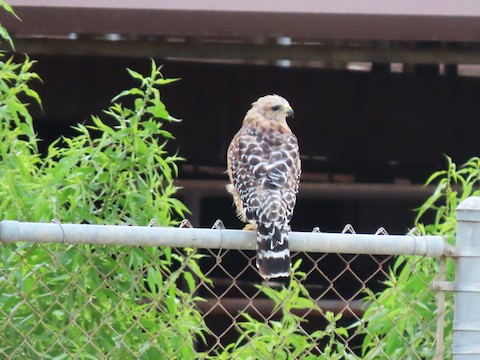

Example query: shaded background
[25,55,479,233]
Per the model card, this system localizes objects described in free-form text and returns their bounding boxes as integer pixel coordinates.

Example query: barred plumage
[227,95,301,279]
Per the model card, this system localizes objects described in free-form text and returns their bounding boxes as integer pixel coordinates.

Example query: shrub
[0,28,208,356]
[211,261,357,360]
[360,156,480,359]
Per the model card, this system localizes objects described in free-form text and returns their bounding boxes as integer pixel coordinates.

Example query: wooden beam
[4,0,480,42]
[175,179,434,201]
[8,37,480,65]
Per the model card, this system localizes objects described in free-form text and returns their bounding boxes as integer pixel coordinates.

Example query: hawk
[227,95,301,279]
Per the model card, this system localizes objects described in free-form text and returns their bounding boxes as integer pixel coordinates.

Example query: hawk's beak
[285,107,294,118]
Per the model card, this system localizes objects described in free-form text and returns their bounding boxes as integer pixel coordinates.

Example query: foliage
[40,63,188,225]
[0,62,42,220]
[211,260,357,360]
[360,155,480,359]
[360,256,442,359]
[0,0,18,50]
[0,6,346,357]
[0,31,208,357]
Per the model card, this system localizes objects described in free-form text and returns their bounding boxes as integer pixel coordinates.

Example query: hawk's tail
[256,223,291,279]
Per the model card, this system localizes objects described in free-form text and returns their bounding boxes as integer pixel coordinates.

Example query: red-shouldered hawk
[227,95,301,279]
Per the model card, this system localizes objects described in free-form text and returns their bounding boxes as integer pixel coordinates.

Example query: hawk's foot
[243,223,257,231]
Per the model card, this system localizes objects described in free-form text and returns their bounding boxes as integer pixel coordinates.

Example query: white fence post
[453,196,480,358]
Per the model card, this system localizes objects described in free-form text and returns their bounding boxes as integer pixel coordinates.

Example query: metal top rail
[0,220,448,257]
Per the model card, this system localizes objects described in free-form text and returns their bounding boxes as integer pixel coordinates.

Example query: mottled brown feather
[227,95,301,279]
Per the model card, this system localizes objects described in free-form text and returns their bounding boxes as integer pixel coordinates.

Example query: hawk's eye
[271,105,281,111]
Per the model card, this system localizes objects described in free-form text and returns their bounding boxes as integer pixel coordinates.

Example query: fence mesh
[0,239,446,359]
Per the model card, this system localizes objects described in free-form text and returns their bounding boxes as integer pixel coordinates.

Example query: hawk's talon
[243,223,257,231]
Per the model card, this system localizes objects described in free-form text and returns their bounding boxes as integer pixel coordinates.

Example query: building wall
[26,55,479,232]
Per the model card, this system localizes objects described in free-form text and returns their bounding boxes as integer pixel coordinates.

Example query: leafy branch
[359,155,480,359]
[210,260,357,359]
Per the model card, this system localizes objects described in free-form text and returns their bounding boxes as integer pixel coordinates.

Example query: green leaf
[1,1,19,18]
[146,102,169,119]
[112,87,145,102]
[154,77,180,85]
[292,297,315,310]
[425,169,447,185]
[24,87,42,107]
[183,271,196,293]
[415,181,446,223]
[0,26,14,50]
[126,68,145,81]
[134,97,144,111]
[167,114,182,122]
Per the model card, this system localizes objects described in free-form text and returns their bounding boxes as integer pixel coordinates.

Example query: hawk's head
[249,95,294,123]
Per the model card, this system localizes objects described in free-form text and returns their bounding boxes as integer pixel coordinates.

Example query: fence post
[453,196,480,358]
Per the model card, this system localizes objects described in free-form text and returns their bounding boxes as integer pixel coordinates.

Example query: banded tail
[256,223,291,279]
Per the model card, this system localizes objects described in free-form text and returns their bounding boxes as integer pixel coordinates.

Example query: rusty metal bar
[176,179,435,201]
[195,298,365,318]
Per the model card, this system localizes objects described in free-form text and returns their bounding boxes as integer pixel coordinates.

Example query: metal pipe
[0,220,447,257]
[452,197,480,358]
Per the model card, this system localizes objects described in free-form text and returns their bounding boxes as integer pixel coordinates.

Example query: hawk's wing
[227,120,301,278]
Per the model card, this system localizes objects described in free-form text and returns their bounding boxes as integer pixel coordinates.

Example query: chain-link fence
[0,217,464,359]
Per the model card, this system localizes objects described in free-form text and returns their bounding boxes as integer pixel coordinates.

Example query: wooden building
[4,0,480,232]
